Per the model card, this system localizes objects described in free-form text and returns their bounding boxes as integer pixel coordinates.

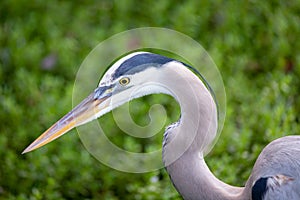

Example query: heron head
[22,52,177,153]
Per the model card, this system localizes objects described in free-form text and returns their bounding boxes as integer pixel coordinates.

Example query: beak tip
[21,146,32,154]
[22,142,38,154]
[21,90,106,155]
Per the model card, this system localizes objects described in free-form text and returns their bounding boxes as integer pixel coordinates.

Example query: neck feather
[159,63,244,200]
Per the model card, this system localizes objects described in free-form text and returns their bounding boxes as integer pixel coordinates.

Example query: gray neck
[159,63,245,200]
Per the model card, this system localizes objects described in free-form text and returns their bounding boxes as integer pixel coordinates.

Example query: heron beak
[22,86,113,154]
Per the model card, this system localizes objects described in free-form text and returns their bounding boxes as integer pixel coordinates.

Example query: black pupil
[121,79,128,84]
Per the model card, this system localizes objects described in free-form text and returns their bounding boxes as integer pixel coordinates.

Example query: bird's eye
[119,77,130,86]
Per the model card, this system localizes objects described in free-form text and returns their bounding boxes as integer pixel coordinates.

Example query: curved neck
[159,64,245,200]
[167,154,244,200]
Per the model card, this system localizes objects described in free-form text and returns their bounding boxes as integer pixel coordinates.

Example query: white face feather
[104,66,175,112]
[94,56,180,122]
[96,52,180,112]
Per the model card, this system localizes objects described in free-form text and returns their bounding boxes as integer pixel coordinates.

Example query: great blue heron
[23,52,300,199]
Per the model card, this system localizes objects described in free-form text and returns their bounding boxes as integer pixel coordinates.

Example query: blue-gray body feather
[248,136,300,200]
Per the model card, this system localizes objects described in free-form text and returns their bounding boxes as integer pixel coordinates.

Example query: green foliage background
[1,1,299,199]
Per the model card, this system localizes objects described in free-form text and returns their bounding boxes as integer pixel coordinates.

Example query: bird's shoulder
[250,136,300,200]
[255,135,300,169]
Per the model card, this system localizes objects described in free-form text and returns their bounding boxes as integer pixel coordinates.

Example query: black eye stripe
[112,53,173,79]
